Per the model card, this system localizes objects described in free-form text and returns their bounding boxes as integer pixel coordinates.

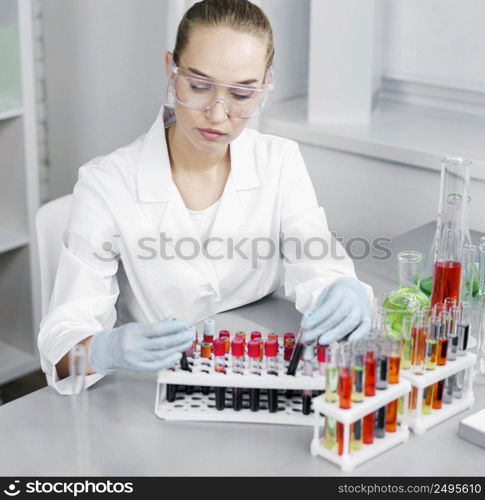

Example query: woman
[38,0,373,394]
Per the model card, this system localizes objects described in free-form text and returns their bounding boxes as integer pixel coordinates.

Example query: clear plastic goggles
[168,61,273,118]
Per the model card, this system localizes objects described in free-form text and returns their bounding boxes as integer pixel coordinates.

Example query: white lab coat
[38,104,373,394]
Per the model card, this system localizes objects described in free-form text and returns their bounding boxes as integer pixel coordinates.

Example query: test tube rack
[400,352,476,435]
[310,379,412,472]
[155,349,325,426]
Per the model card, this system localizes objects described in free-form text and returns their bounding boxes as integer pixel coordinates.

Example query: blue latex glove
[88,316,195,375]
[300,277,371,345]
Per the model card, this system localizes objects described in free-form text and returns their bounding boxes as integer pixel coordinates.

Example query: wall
[299,143,485,240]
[41,0,169,199]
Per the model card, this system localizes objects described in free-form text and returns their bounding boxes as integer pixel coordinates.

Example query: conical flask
[382,250,430,337]
[421,156,471,297]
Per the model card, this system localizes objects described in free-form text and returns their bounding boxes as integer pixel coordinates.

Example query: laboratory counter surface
[1,224,484,476]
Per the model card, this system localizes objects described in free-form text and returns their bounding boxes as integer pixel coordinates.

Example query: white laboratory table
[0,223,484,476]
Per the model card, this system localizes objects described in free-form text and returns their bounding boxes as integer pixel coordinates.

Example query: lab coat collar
[136,104,260,203]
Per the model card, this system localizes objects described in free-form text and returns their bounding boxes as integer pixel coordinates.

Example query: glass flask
[430,193,468,307]
[421,156,471,297]
[382,251,430,338]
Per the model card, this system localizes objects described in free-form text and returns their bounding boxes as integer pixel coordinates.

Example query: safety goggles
[168,60,274,118]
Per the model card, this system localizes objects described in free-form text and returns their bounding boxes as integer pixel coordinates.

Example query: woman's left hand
[300,277,371,345]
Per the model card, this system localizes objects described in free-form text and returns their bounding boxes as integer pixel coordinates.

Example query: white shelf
[0,228,29,253]
[260,96,485,180]
[0,107,23,121]
[0,340,39,385]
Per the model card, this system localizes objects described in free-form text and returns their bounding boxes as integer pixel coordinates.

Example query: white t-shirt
[186,198,221,243]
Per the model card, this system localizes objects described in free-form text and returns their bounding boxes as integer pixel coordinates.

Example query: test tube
[400,315,413,370]
[317,343,327,376]
[376,336,389,390]
[375,405,386,438]
[386,400,398,432]
[284,332,295,345]
[422,384,434,415]
[437,313,449,366]
[251,331,264,360]
[338,343,352,409]
[200,340,212,394]
[447,304,460,361]
[265,338,279,413]
[364,338,377,396]
[286,327,305,376]
[325,343,338,403]
[323,415,337,450]
[351,340,364,402]
[203,318,215,344]
[363,412,374,444]
[388,337,401,384]
[432,379,445,410]
[457,302,471,356]
[231,337,245,411]
[461,244,478,304]
[337,422,345,456]
[425,316,441,370]
[248,339,261,411]
[412,308,428,375]
[219,330,230,354]
[443,375,454,404]
[213,338,226,411]
[302,346,314,415]
[453,370,465,399]
[351,420,363,451]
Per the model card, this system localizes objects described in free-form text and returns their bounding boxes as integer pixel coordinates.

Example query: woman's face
[165,26,268,153]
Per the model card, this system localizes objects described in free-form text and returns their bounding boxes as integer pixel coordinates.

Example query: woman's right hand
[88,317,195,375]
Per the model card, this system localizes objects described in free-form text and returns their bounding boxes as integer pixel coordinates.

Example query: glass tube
[400,315,413,370]
[386,399,398,432]
[376,336,389,390]
[365,338,377,396]
[457,302,471,356]
[461,244,478,304]
[422,385,434,415]
[476,241,485,383]
[351,420,363,451]
[375,406,386,438]
[325,343,338,403]
[437,312,449,366]
[425,316,440,370]
[443,376,454,404]
[447,304,460,361]
[351,340,364,402]
[412,309,428,375]
[363,412,374,444]
[338,343,352,409]
[323,415,337,450]
[432,379,445,410]
[388,337,401,384]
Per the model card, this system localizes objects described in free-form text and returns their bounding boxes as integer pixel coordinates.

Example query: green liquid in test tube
[323,417,337,450]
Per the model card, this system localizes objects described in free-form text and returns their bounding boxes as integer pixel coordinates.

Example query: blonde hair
[173,0,274,72]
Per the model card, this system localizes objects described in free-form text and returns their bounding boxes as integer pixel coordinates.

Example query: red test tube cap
[248,339,261,358]
[213,338,226,357]
[250,331,262,340]
[231,337,244,357]
[284,332,295,342]
[264,338,278,357]
[203,334,214,344]
[219,330,230,339]
[317,343,327,362]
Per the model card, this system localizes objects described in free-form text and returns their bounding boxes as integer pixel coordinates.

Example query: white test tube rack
[310,379,411,472]
[400,352,476,435]
[155,350,326,426]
